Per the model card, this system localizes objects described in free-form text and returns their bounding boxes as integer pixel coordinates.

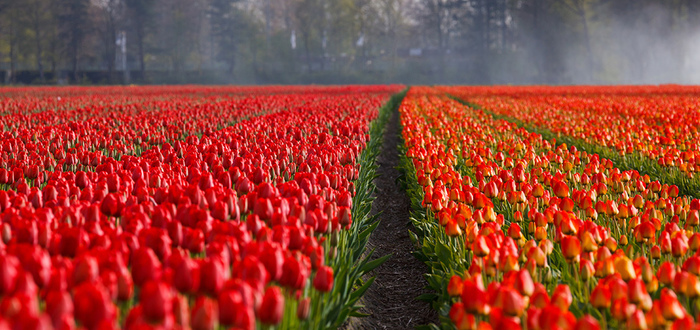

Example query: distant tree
[124,0,155,78]
[24,0,53,83]
[156,0,204,80]
[293,0,324,73]
[94,0,123,82]
[57,0,91,82]
[209,0,248,74]
[552,0,598,80]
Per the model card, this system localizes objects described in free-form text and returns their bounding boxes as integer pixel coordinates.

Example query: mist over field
[0,0,697,85]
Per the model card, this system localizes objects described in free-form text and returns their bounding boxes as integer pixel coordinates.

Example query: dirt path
[345,104,438,329]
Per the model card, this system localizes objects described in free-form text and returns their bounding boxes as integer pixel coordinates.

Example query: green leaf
[349,310,372,317]
[349,276,376,301]
[360,254,391,274]
[435,242,453,266]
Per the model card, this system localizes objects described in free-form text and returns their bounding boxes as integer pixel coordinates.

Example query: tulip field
[2,84,700,329]
[0,85,403,329]
[403,86,700,329]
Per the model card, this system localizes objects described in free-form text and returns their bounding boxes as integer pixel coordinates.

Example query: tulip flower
[561,235,581,263]
[191,296,218,330]
[140,280,173,322]
[448,275,463,297]
[461,279,489,315]
[313,265,334,292]
[258,286,285,325]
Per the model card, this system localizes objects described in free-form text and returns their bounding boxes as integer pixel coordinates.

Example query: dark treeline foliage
[0,0,698,85]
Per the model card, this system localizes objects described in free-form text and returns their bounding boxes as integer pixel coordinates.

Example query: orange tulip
[590,283,611,309]
[448,275,463,297]
[660,288,686,321]
[550,284,572,312]
[450,302,476,330]
[561,235,581,263]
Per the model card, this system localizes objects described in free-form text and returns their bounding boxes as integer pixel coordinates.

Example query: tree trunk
[8,13,16,84]
[34,7,45,83]
[137,23,146,78]
[72,37,80,82]
[303,32,312,74]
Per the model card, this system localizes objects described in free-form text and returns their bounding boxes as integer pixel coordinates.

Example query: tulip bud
[590,284,611,309]
[580,259,595,281]
[561,235,581,263]
[140,280,173,322]
[447,275,463,297]
[627,309,647,330]
[461,280,489,315]
[660,288,685,321]
[615,256,636,281]
[619,235,628,246]
[575,315,600,330]
[191,296,218,330]
[513,269,534,297]
[672,235,689,257]
[258,286,284,325]
[449,302,475,330]
[550,284,572,312]
[293,297,309,321]
[627,278,648,305]
[501,288,526,317]
[313,265,334,293]
[45,290,74,328]
[553,180,569,198]
[446,219,463,237]
[472,235,490,257]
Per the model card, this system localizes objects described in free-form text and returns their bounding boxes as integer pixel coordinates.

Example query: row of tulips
[400,87,700,330]
[439,86,700,199]
[0,85,403,329]
[0,85,401,117]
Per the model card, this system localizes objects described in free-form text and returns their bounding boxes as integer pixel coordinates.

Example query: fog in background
[0,0,698,85]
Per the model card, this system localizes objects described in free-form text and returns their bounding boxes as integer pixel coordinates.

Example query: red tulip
[45,290,74,328]
[130,248,162,286]
[173,257,200,294]
[219,290,255,329]
[297,297,311,320]
[200,258,227,296]
[448,275,463,297]
[257,286,284,325]
[280,255,308,290]
[100,193,123,217]
[0,255,19,295]
[72,255,99,286]
[553,180,569,198]
[461,279,489,315]
[191,296,218,330]
[660,288,686,321]
[140,280,173,323]
[313,265,334,292]
[72,282,117,330]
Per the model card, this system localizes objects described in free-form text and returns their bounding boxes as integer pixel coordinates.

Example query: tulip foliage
[400,87,700,329]
[0,85,402,329]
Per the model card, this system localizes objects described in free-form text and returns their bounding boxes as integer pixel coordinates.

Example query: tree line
[0,0,698,85]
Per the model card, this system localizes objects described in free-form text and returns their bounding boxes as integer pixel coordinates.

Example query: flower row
[401,87,700,329]
[0,85,403,329]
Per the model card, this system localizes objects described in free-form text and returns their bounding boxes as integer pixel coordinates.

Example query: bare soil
[344,106,439,329]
